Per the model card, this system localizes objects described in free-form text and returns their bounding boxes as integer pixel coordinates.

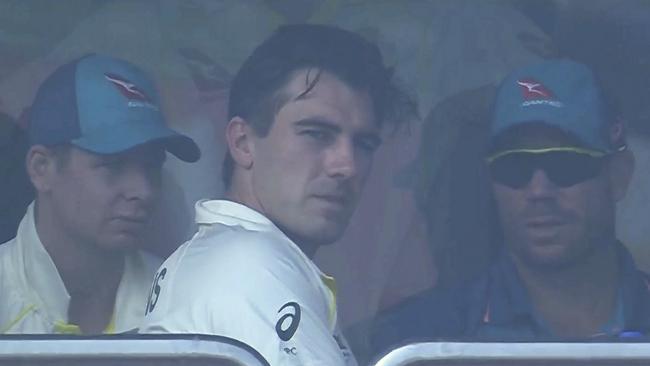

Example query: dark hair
[222,23,416,188]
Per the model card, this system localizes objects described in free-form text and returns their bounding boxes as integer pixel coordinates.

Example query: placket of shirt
[18,204,71,331]
[481,254,549,337]
[22,203,122,334]
[52,313,116,334]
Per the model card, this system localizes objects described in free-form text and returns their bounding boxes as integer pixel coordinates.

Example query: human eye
[96,157,124,173]
[301,128,334,143]
[355,135,381,153]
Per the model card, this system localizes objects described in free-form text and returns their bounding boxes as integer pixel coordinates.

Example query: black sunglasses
[487,150,607,189]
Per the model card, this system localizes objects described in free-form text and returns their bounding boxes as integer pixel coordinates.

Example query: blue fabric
[29,57,82,146]
[371,242,650,355]
[491,59,612,153]
[29,54,200,162]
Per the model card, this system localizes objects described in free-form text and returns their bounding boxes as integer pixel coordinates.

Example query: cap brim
[158,133,201,163]
[486,146,607,163]
[71,122,201,162]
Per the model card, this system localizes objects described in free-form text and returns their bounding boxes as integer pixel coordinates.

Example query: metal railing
[372,341,650,366]
[0,334,269,366]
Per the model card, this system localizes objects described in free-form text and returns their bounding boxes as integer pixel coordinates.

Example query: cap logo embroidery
[517,78,563,108]
[104,73,159,110]
[517,79,554,99]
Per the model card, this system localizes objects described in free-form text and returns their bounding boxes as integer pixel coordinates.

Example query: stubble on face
[48,145,163,253]
[248,69,379,252]
[491,126,617,270]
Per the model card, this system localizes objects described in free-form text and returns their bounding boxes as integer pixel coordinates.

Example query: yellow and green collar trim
[486,146,607,163]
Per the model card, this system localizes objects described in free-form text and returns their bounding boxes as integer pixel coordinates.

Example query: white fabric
[0,202,161,334]
[139,199,357,366]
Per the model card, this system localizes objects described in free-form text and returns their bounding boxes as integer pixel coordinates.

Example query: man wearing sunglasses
[371,60,650,352]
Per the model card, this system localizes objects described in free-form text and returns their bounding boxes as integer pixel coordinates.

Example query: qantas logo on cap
[517,79,554,99]
[104,73,150,101]
[104,73,158,110]
[516,78,563,108]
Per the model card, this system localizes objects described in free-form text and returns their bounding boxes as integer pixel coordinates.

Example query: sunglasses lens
[542,153,603,187]
[489,151,604,189]
[489,154,535,189]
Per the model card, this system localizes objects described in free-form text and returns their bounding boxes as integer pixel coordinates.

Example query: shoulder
[140,227,323,336]
[371,287,464,343]
[155,226,313,303]
[174,225,304,277]
[370,278,489,356]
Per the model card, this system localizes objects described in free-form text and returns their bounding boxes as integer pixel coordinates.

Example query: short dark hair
[222,23,416,188]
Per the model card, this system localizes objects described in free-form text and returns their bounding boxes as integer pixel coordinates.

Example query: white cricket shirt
[139,199,357,366]
[0,202,161,334]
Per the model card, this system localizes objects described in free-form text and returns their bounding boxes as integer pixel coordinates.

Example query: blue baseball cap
[490,59,618,155]
[29,54,200,162]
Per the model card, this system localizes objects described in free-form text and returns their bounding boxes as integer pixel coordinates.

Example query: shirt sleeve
[139,232,352,366]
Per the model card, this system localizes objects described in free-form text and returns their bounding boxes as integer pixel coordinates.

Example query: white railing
[372,342,650,366]
[0,334,269,366]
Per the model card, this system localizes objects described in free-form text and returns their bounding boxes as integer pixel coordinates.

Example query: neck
[512,241,620,337]
[295,239,319,259]
[34,200,125,297]
[225,187,320,259]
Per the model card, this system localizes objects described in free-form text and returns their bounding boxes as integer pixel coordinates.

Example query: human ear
[225,117,255,170]
[25,145,57,193]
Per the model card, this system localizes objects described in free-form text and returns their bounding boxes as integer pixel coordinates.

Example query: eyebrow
[294,117,382,146]
[293,118,341,133]
[358,132,383,147]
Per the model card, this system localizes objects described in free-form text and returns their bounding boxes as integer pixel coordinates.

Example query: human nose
[325,139,357,180]
[122,165,161,203]
[525,169,557,200]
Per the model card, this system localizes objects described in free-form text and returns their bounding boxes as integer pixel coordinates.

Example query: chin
[521,246,582,270]
[277,210,352,248]
[308,230,345,247]
[100,235,141,251]
[304,221,348,247]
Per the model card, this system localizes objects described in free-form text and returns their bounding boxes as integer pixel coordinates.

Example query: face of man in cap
[27,142,165,251]
[489,123,632,269]
[25,54,199,254]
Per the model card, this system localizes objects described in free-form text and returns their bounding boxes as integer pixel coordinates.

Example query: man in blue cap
[371,59,650,352]
[0,54,200,334]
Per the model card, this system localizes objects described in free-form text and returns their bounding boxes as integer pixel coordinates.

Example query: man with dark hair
[0,54,200,334]
[371,60,650,353]
[140,24,413,365]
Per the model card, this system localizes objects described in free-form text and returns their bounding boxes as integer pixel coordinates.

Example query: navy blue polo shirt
[371,242,650,354]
